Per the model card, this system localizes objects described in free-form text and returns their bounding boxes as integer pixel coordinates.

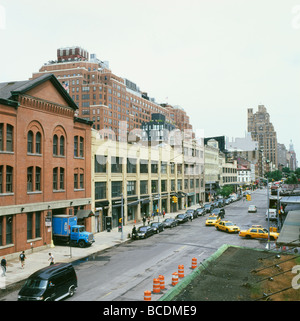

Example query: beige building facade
[91,130,205,232]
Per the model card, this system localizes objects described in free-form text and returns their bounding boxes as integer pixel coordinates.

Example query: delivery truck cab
[18,263,77,301]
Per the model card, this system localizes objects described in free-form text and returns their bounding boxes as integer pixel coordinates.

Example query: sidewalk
[0,209,189,295]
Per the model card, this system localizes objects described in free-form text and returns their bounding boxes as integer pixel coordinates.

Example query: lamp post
[257,176,270,249]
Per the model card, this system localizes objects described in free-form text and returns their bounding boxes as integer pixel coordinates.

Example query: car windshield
[225,222,234,226]
[177,215,184,218]
[138,227,147,232]
[151,223,158,227]
[25,278,48,289]
[208,216,217,220]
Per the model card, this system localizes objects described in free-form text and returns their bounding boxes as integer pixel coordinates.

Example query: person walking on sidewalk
[1,257,6,276]
[19,251,26,269]
[48,253,55,265]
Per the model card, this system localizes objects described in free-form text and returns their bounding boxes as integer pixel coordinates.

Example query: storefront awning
[76,209,94,219]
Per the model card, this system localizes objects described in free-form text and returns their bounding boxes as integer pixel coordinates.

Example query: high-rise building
[32,47,193,140]
[247,105,278,170]
[287,140,297,170]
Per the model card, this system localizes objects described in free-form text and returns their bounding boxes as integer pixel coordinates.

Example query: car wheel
[246,235,251,239]
[78,240,85,248]
[69,285,76,297]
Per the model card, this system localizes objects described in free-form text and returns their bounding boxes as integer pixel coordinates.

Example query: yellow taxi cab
[205,215,221,226]
[239,227,279,240]
[215,220,240,233]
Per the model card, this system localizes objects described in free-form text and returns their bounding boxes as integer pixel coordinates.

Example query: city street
[2,188,275,301]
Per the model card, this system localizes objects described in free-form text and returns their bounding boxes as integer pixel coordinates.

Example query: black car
[135,226,155,239]
[204,203,213,213]
[195,207,206,216]
[185,209,197,219]
[175,213,189,223]
[150,222,164,233]
[211,208,225,218]
[162,218,178,228]
[18,263,77,301]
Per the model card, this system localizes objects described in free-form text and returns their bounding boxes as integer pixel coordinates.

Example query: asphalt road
[2,188,276,301]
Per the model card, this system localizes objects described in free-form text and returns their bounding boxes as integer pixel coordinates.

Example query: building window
[6,166,13,193]
[0,123,3,151]
[6,216,13,245]
[127,158,136,173]
[140,180,148,195]
[53,135,58,155]
[0,123,14,152]
[27,213,33,240]
[36,167,41,191]
[151,161,158,174]
[161,179,167,192]
[6,124,13,152]
[127,181,136,196]
[35,212,41,238]
[95,181,106,200]
[74,168,84,190]
[74,136,84,158]
[111,157,122,173]
[111,181,122,198]
[151,180,158,193]
[60,168,65,190]
[95,155,107,173]
[36,132,41,154]
[27,131,33,153]
[140,160,148,173]
[27,166,33,192]
[53,167,58,190]
[59,136,65,156]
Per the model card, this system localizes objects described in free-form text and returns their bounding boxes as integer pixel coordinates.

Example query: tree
[217,185,234,198]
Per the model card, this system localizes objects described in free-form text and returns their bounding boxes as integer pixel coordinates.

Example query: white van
[265,209,277,221]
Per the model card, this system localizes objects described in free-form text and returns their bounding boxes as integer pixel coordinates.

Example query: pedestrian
[1,257,6,277]
[48,253,54,265]
[147,216,150,225]
[132,225,137,239]
[142,216,146,226]
[163,209,165,218]
[19,251,26,269]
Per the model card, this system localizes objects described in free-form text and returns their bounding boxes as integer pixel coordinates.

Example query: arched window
[36,132,41,154]
[59,136,65,156]
[27,131,33,153]
[53,135,58,155]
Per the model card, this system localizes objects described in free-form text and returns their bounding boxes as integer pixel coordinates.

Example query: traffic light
[172,196,178,203]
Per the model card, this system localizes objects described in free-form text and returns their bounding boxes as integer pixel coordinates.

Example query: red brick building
[32,46,194,140]
[0,74,92,256]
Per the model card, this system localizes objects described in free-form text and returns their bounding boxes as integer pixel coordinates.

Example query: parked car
[195,208,206,216]
[239,227,279,241]
[248,205,257,213]
[215,220,240,233]
[225,198,232,205]
[266,209,277,221]
[175,213,189,223]
[18,263,77,301]
[211,208,225,218]
[150,222,164,234]
[186,209,197,219]
[216,199,225,207]
[135,226,155,239]
[162,218,178,228]
[204,203,213,213]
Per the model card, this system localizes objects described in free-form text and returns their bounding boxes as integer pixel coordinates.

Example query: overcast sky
[1,0,300,162]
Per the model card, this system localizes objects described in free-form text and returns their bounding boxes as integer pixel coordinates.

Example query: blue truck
[52,215,95,248]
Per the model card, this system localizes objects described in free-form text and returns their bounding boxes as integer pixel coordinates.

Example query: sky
[0,0,300,162]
